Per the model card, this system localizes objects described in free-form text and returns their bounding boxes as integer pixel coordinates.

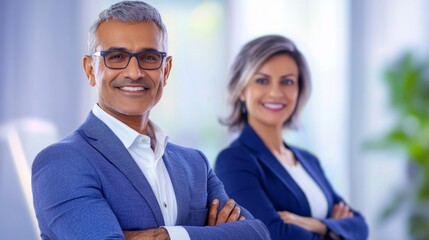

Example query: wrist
[295,216,327,236]
[156,228,170,240]
[123,228,170,240]
[312,219,327,236]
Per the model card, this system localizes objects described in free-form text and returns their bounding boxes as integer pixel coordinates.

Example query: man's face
[83,20,172,123]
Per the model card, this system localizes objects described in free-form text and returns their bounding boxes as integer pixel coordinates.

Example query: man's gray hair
[87,1,168,54]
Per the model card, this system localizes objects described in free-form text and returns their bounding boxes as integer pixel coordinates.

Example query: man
[31,1,270,240]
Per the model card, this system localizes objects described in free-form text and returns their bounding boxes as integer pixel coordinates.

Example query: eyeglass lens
[104,51,163,69]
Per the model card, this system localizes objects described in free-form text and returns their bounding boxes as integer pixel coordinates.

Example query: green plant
[375,51,429,240]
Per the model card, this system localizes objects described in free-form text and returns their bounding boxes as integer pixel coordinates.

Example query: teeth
[263,103,284,109]
[120,86,145,91]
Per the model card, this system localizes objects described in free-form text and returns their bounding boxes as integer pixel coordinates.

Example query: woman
[215,35,368,240]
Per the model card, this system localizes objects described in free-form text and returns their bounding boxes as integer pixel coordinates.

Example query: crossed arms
[124,199,246,240]
[32,141,270,240]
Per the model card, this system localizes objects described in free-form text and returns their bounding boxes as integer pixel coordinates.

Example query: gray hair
[222,35,312,132]
[87,1,168,54]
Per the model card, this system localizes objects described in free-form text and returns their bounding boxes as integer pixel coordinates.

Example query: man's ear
[83,55,96,87]
[162,56,172,86]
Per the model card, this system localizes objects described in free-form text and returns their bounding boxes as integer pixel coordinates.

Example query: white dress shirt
[93,105,190,240]
[281,161,329,219]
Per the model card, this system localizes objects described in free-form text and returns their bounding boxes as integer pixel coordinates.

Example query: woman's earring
[241,101,247,114]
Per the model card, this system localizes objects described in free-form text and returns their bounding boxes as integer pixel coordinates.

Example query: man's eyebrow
[139,47,159,52]
[106,47,128,51]
[105,47,161,52]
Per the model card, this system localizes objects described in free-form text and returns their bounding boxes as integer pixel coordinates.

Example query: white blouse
[281,161,329,219]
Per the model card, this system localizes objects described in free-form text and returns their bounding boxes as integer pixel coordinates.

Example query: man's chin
[117,109,149,117]
[102,104,151,118]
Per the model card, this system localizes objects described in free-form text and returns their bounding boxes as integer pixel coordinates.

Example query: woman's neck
[249,121,284,154]
[249,121,297,166]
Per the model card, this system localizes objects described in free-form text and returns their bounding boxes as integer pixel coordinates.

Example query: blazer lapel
[239,124,311,216]
[290,147,333,209]
[79,112,164,226]
[162,147,190,225]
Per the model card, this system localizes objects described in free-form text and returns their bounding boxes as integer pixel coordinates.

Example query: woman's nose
[268,84,284,97]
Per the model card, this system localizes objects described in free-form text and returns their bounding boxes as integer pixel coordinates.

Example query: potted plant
[373,51,429,240]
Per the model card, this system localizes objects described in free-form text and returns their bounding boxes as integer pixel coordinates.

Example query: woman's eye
[255,78,268,84]
[281,79,294,85]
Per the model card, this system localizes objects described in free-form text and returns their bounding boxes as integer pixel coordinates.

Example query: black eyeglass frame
[93,49,167,70]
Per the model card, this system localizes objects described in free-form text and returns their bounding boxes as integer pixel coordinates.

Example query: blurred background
[0,0,428,239]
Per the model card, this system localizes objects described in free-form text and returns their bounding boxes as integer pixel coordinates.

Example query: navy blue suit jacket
[215,124,368,240]
[32,113,270,240]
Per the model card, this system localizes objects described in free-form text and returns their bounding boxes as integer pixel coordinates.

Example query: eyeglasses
[93,50,167,70]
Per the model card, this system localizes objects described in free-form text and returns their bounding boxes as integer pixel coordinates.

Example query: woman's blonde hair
[221,35,312,132]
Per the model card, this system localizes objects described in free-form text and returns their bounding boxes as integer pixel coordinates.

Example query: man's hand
[123,228,170,240]
[207,199,246,226]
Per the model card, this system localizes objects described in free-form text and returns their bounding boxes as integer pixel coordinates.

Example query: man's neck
[98,104,150,135]
[121,116,150,135]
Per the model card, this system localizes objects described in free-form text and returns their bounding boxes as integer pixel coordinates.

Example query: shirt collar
[149,119,169,160]
[92,104,169,157]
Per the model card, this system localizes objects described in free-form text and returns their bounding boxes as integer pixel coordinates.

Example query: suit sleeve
[182,150,271,240]
[309,154,369,240]
[32,145,125,240]
[215,147,323,240]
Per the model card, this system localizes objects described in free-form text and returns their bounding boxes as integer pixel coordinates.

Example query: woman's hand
[277,202,353,239]
[277,211,327,236]
[331,202,353,219]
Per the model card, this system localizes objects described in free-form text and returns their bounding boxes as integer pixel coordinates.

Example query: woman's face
[241,54,299,130]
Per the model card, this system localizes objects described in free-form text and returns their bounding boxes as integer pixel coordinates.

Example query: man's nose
[123,56,144,80]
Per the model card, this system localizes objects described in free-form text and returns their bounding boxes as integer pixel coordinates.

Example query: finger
[216,199,235,225]
[278,214,287,223]
[239,216,246,221]
[207,199,219,226]
[278,211,295,223]
[331,204,341,218]
[226,206,241,223]
[342,204,351,216]
[332,202,348,219]
[277,211,287,222]
[338,204,353,219]
[347,207,354,217]
[337,204,348,218]
[343,205,350,215]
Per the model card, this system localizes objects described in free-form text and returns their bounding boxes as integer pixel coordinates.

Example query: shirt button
[163,202,167,208]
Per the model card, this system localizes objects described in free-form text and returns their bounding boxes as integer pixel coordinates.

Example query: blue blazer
[32,113,270,240]
[215,124,368,240]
